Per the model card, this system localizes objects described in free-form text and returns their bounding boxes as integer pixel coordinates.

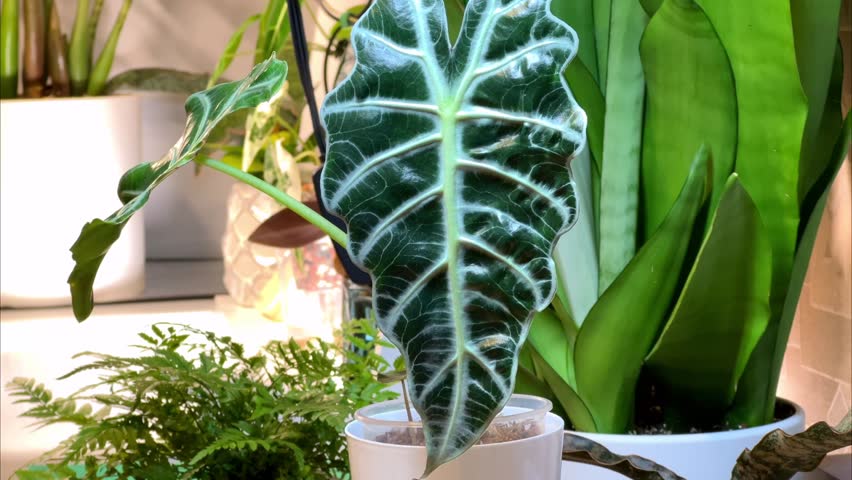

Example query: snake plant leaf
[693,0,808,426]
[550,0,598,84]
[597,0,647,291]
[639,0,736,238]
[592,0,611,90]
[800,44,844,218]
[575,145,711,433]
[791,0,842,202]
[563,432,686,480]
[731,410,852,480]
[757,115,851,427]
[68,58,288,321]
[645,175,771,412]
[526,342,596,432]
[319,0,585,474]
[554,148,598,325]
[102,68,213,95]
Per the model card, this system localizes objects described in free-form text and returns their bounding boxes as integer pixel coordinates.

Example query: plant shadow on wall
[8,0,850,479]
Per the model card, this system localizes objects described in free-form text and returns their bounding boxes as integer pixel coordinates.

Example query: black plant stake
[286,0,371,285]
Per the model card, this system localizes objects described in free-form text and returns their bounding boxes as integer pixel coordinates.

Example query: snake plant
[505,0,851,437]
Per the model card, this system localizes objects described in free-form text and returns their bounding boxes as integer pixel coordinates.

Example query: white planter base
[0,96,145,307]
[347,412,564,480]
[561,400,807,480]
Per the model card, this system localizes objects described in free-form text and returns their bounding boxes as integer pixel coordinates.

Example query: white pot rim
[565,398,804,445]
[0,94,139,104]
[346,411,565,451]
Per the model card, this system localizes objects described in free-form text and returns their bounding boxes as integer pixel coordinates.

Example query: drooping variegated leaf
[563,432,686,480]
[732,410,852,480]
[320,0,585,475]
[69,58,287,321]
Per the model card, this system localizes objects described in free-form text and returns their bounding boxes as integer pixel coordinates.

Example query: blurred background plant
[0,0,135,99]
[7,319,396,480]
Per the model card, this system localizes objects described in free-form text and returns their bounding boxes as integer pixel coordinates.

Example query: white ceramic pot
[138,93,235,260]
[560,399,807,480]
[346,395,564,480]
[0,96,145,307]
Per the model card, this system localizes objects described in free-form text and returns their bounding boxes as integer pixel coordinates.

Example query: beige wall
[777,0,852,436]
[53,0,269,78]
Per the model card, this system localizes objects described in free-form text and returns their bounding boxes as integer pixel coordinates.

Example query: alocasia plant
[319,0,585,473]
[68,0,587,475]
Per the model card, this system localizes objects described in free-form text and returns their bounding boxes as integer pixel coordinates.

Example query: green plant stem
[46,1,71,97]
[0,0,19,98]
[87,0,131,96]
[86,0,104,52]
[68,0,91,95]
[22,0,46,98]
[198,157,348,248]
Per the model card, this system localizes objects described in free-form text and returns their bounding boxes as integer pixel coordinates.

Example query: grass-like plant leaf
[574,146,711,432]
[562,432,686,480]
[319,0,585,474]
[694,0,808,426]
[68,58,287,321]
[731,410,852,480]
[645,176,771,412]
[639,0,736,237]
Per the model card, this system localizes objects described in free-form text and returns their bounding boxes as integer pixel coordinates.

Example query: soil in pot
[629,379,799,434]
[376,417,544,446]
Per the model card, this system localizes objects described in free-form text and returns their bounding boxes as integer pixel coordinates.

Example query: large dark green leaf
[791,0,842,202]
[319,0,585,474]
[645,175,771,411]
[639,0,736,238]
[69,58,288,321]
[732,410,852,480]
[597,0,647,291]
[758,115,851,427]
[574,146,711,433]
[693,0,808,426]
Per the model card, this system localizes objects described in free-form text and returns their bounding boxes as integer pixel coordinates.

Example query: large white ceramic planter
[561,399,807,480]
[0,96,145,307]
[346,395,564,480]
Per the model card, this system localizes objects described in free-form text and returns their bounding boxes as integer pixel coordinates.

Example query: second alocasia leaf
[320,0,586,475]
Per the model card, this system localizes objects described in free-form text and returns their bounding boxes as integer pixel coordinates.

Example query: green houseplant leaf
[597,0,647,291]
[319,0,585,474]
[645,175,771,412]
[639,0,736,237]
[731,410,852,480]
[574,145,712,432]
[693,0,809,426]
[69,58,288,321]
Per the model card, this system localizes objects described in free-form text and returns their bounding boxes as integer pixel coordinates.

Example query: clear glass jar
[355,394,552,446]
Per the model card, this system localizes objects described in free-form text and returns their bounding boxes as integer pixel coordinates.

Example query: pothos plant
[68,0,585,475]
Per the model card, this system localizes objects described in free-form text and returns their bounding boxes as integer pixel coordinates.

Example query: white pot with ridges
[346,394,564,480]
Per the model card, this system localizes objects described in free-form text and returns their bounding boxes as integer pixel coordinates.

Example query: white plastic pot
[0,95,145,307]
[561,399,807,480]
[346,395,564,480]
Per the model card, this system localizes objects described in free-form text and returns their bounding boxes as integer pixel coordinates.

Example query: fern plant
[8,320,396,480]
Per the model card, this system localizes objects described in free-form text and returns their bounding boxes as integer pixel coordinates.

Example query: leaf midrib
[412,0,510,462]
